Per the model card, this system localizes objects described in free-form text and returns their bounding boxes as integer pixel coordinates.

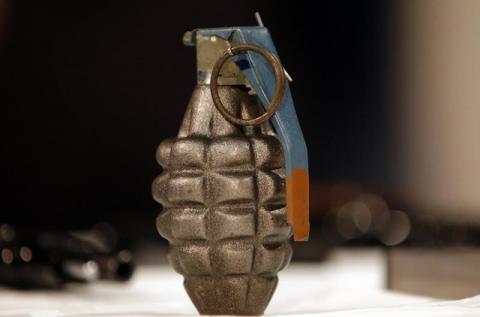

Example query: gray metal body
[153,85,292,315]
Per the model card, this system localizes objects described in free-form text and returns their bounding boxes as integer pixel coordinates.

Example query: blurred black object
[0,223,134,289]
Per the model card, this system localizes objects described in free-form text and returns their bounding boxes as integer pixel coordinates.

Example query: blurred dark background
[2,0,480,300]
[0,0,392,239]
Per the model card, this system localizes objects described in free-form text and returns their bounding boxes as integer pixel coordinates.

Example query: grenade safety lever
[204,24,310,241]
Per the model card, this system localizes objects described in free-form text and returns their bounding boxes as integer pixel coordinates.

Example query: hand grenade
[153,18,309,315]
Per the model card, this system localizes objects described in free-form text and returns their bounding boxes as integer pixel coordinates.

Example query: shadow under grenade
[153,19,310,315]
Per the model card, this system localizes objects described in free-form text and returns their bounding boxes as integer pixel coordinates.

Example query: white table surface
[0,248,479,317]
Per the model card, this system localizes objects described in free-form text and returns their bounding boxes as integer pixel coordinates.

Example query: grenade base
[185,276,277,315]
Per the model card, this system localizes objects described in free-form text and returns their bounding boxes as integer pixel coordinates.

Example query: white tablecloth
[0,249,479,316]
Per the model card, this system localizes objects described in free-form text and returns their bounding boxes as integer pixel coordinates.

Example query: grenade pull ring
[210,44,286,126]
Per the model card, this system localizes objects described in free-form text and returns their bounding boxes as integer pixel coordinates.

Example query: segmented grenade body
[153,85,292,315]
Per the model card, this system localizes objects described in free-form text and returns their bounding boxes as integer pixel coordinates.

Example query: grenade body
[153,85,292,315]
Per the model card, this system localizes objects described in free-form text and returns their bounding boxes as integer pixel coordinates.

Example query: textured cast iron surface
[153,86,292,315]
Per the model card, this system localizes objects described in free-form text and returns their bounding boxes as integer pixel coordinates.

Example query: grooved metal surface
[153,85,292,315]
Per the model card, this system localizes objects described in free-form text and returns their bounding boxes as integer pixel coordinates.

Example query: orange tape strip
[286,169,310,241]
